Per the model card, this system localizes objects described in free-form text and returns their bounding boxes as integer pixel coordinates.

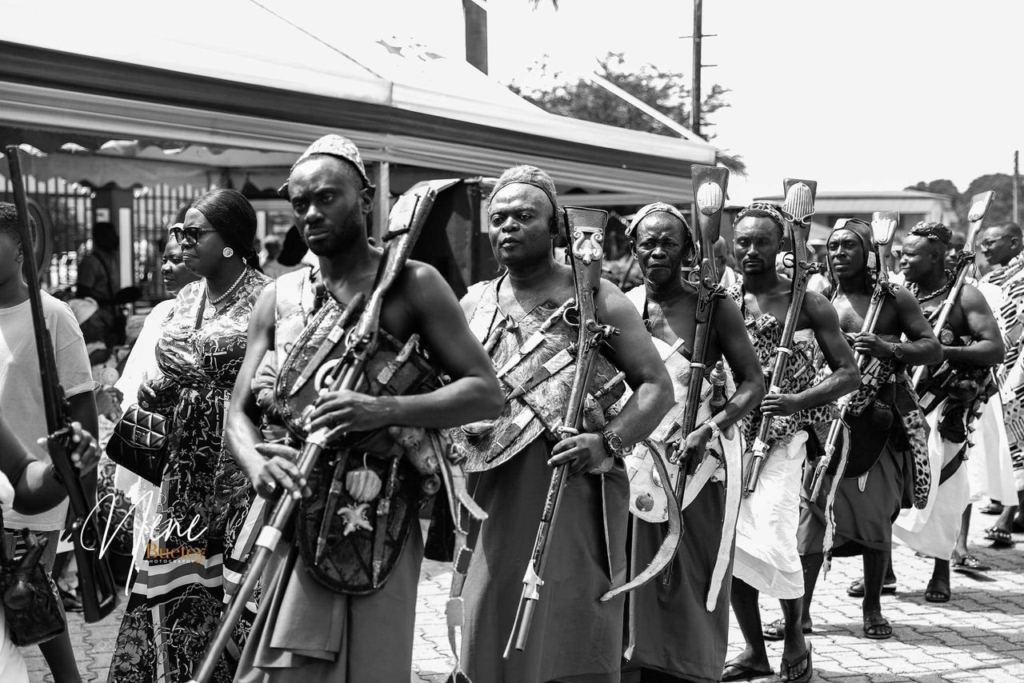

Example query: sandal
[925,578,951,603]
[722,658,773,681]
[779,643,813,683]
[863,615,892,639]
[984,527,1015,547]
[979,501,1004,515]
[952,554,990,572]
[762,617,812,640]
[846,578,897,597]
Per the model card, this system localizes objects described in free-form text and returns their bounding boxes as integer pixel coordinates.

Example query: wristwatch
[703,419,721,442]
[601,428,631,459]
[889,342,904,360]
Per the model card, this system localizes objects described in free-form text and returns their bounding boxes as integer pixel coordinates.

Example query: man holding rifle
[893,223,1003,601]
[622,201,764,683]
[223,134,503,682]
[0,201,99,683]
[724,203,859,683]
[795,219,939,643]
[451,165,672,683]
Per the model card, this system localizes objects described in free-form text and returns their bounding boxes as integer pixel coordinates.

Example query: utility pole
[1014,150,1020,225]
[691,0,703,137]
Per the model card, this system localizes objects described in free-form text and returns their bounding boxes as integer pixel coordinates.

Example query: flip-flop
[722,658,773,681]
[952,554,991,572]
[779,643,813,683]
[925,578,951,603]
[762,617,812,641]
[863,616,892,639]
[846,578,897,597]
[984,527,1016,548]
[979,501,1004,515]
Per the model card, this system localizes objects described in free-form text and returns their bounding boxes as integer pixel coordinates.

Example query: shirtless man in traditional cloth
[978,222,1024,543]
[621,204,764,683]
[892,223,1004,601]
[797,219,940,641]
[724,204,859,683]
[224,134,504,682]
[449,165,673,683]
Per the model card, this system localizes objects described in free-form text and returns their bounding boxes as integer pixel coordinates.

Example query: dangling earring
[222,247,234,259]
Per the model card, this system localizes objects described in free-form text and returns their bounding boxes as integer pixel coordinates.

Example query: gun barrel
[743,447,768,497]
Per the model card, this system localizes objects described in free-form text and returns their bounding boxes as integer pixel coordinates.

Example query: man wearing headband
[890,222,1003,603]
[724,204,859,683]
[450,165,673,682]
[225,134,503,682]
[793,219,939,644]
[977,222,1024,544]
[622,203,764,682]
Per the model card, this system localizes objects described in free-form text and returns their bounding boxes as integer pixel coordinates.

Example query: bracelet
[703,419,721,442]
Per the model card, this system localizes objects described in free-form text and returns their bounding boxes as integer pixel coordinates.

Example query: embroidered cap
[281,134,375,197]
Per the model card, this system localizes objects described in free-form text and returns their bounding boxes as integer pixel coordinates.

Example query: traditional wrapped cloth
[452,277,628,683]
[980,253,1024,488]
[727,283,834,598]
[621,287,742,683]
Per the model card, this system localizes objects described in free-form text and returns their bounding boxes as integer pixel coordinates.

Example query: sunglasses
[169,224,217,246]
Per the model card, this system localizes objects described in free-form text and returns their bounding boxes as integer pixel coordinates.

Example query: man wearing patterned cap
[977,222,1024,543]
[622,203,764,682]
[890,223,1003,602]
[793,220,938,644]
[724,204,859,683]
[225,134,504,682]
[449,165,673,682]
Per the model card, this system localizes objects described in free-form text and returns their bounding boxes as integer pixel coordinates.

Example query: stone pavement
[24,505,1024,682]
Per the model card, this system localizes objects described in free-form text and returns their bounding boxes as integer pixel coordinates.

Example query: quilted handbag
[106,405,169,485]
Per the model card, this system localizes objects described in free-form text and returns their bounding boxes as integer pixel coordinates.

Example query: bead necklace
[907,269,953,303]
[205,268,249,318]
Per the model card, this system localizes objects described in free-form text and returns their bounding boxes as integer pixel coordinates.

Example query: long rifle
[653,166,728,586]
[742,179,819,497]
[187,185,438,683]
[3,145,118,623]
[808,212,898,500]
[503,207,615,657]
[911,191,994,389]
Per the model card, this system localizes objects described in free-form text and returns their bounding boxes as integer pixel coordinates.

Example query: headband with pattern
[909,221,952,246]
[736,202,786,235]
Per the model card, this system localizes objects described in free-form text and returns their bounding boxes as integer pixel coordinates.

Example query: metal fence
[1,175,93,291]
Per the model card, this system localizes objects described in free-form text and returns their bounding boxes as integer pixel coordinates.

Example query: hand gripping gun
[187,185,438,683]
[503,207,616,657]
[742,179,820,497]
[808,212,898,500]
[3,145,118,623]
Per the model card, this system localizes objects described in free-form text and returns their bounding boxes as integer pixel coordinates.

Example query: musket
[808,212,898,500]
[655,165,728,586]
[504,207,616,657]
[911,191,994,389]
[742,179,820,497]
[188,185,438,683]
[3,145,118,623]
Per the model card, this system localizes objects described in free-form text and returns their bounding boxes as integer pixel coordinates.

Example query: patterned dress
[108,269,269,683]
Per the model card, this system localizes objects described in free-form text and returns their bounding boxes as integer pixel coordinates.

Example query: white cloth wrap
[733,430,808,599]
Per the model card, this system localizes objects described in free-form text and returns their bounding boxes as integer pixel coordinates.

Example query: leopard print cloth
[727,284,836,446]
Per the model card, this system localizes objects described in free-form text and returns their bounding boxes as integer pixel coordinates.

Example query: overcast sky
[359,0,1022,204]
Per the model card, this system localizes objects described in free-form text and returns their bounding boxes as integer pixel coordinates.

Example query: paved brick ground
[24,506,1024,682]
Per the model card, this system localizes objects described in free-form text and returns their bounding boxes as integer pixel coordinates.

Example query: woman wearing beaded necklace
[108,188,270,683]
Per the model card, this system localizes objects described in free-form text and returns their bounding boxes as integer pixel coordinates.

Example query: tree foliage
[508,52,745,174]
[905,175,1022,228]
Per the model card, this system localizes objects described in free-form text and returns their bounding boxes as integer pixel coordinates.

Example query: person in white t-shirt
[0,202,98,683]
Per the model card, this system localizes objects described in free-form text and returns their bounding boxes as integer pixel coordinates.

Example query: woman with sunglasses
[103,232,203,582]
[108,188,269,683]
